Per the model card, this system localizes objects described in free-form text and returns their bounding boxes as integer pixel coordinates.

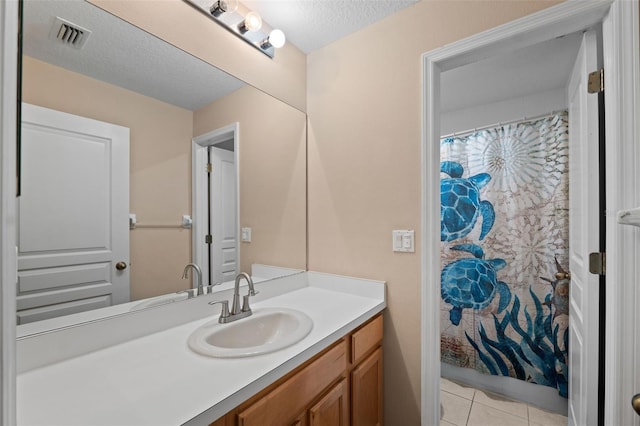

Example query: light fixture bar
[183,0,284,59]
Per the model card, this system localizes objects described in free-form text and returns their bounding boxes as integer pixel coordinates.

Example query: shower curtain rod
[440,109,566,140]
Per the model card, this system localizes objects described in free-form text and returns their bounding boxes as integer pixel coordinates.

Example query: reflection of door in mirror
[18,104,130,324]
[19,0,307,334]
[192,123,240,287]
[209,145,238,283]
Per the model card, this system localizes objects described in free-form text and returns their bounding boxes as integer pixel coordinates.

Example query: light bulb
[268,29,286,48]
[210,0,238,17]
[239,11,262,33]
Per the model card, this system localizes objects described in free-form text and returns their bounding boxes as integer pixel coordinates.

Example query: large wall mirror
[17,0,307,336]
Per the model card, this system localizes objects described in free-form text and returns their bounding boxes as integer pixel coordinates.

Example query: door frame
[191,123,240,287]
[420,1,640,425]
[0,0,18,424]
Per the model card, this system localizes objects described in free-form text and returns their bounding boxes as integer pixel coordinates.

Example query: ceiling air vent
[49,17,92,49]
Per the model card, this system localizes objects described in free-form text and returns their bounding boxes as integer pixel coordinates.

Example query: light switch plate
[392,230,414,253]
[241,227,252,242]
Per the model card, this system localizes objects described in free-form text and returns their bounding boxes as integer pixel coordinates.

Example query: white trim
[428,1,611,72]
[421,1,639,425]
[1,0,18,423]
[191,123,240,286]
[421,44,441,426]
[603,1,640,425]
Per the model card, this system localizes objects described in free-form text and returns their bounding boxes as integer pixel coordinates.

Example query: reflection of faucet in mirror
[182,263,204,296]
[17,0,307,336]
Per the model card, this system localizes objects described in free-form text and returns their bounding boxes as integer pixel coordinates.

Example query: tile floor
[440,378,568,426]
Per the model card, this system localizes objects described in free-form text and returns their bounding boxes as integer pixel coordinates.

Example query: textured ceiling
[23,1,245,111]
[243,0,418,53]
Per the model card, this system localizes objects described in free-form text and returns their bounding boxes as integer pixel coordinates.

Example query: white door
[209,146,237,283]
[18,103,130,324]
[567,30,601,426]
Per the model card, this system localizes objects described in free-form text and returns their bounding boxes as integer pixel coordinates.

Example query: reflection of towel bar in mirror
[129,214,192,230]
[618,207,640,227]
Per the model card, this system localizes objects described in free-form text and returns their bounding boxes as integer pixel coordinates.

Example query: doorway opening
[437,30,591,420]
[192,123,240,288]
[421,2,639,425]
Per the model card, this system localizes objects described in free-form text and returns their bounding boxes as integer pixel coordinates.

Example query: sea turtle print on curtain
[440,161,495,242]
[440,243,511,326]
[439,112,569,397]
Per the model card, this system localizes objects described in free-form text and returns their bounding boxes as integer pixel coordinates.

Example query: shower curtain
[439,112,569,398]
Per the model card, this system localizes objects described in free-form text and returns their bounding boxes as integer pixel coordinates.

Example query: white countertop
[17,272,385,425]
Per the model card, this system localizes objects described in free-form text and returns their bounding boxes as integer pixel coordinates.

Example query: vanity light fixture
[261,29,286,49]
[183,0,285,58]
[209,0,238,17]
[238,11,262,33]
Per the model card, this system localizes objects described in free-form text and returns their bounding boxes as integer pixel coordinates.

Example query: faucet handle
[241,291,259,312]
[208,300,230,322]
[241,295,251,313]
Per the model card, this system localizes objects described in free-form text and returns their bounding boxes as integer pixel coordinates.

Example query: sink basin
[188,307,313,358]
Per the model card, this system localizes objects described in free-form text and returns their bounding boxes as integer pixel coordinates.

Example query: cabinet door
[351,347,382,426]
[309,379,348,426]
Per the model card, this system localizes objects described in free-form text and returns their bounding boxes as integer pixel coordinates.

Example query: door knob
[115,261,127,271]
[632,394,640,415]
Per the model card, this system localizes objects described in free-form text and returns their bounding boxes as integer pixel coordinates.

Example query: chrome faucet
[209,272,257,323]
[231,272,256,315]
[182,263,204,296]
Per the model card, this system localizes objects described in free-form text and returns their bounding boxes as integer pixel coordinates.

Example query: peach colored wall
[22,56,192,301]
[193,86,307,273]
[88,0,306,113]
[306,1,561,424]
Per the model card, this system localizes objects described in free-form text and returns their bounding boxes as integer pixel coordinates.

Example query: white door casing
[602,1,640,425]
[1,1,19,423]
[566,30,600,426]
[18,104,130,324]
[421,2,639,426]
[210,146,237,283]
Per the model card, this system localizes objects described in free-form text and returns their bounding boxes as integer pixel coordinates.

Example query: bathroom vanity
[16,272,385,425]
[211,314,383,426]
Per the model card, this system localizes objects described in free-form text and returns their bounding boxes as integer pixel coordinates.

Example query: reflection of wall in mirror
[194,86,307,272]
[22,55,192,301]
[88,0,307,112]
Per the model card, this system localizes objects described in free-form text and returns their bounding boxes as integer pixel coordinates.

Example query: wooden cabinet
[350,314,383,426]
[351,315,383,365]
[309,379,349,426]
[290,412,308,426]
[237,342,346,426]
[351,348,383,426]
[211,314,383,426]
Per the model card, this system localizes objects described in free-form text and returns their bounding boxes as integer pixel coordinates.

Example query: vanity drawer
[237,340,346,426]
[350,314,383,364]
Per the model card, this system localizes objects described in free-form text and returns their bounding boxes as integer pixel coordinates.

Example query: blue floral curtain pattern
[440,112,569,397]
